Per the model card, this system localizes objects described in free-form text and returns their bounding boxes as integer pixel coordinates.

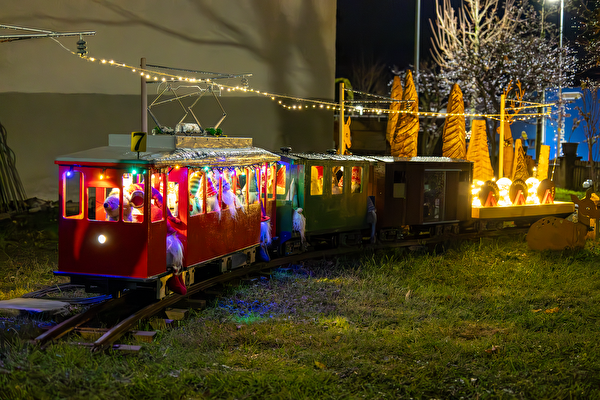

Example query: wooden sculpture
[342,116,352,155]
[386,76,403,151]
[537,145,550,180]
[499,121,514,179]
[391,70,419,157]
[442,83,466,159]
[467,119,495,182]
[527,189,600,250]
[511,138,529,182]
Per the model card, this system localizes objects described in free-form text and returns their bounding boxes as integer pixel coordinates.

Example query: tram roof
[55,134,280,167]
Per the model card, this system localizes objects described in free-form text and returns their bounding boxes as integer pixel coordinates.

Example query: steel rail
[33,292,132,348]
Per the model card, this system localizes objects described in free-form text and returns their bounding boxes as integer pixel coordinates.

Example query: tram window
[267,164,276,199]
[63,170,82,218]
[310,166,323,195]
[332,166,344,195]
[423,171,445,222]
[189,170,204,216]
[247,168,259,204]
[351,166,362,193]
[393,170,406,199]
[88,187,119,221]
[222,169,235,210]
[234,167,246,208]
[206,169,220,214]
[276,164,287,198]
[152,173,166,222]
[124,173,144,223]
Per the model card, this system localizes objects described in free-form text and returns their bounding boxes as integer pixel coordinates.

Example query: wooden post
[141,58,147,134]
[338,82,345,155]
[499,94,505,178]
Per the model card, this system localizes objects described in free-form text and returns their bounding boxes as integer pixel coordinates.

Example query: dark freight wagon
[371,157,473,239]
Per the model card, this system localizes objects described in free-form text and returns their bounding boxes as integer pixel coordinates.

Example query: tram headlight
[98,234,107,244]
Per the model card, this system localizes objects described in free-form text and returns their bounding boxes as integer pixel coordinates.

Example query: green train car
[273,150,374,256]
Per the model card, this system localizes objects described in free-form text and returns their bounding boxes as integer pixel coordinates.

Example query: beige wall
[1,0,337,199]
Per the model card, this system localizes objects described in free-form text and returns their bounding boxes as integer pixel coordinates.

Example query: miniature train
[55,134,575,299]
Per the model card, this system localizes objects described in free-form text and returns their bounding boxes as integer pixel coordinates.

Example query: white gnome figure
[205,172,220,217]
[221,180,239,218]
[103,188,132,221]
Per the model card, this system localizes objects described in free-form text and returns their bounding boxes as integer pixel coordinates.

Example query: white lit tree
[429,0,576,168]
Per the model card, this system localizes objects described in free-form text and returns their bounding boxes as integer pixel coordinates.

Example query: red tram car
[55,134,279,298]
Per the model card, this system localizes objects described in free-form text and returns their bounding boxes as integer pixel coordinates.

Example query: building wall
[0,0,337,199]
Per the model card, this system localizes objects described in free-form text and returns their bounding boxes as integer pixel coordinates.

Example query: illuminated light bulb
[90,57,95,62]
[109,60,114,64]
[271,97,275,100]
[98,234,107,244]
[146,74,150,79]
[101,59,107,64]
[140,72,144,76]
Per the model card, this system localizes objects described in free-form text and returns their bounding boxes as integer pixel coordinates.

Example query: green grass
[3,228,600,398]
[555,187,586,202]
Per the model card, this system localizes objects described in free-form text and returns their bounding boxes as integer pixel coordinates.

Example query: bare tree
[348,54,389,96]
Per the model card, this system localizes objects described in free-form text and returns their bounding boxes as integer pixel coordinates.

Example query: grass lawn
[2,211,600,398]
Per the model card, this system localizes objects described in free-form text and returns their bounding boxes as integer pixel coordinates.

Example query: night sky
[335,0,464,78]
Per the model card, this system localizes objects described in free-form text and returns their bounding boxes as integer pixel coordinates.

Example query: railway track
[28,225,529,352]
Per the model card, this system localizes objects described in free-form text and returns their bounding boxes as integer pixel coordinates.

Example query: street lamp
[414,0,421,91]
[550,0,565,152]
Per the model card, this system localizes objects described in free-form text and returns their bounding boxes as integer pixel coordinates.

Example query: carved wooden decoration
[467,119,494,182]
[343,116,352,154]
[442,83,466,159]
[527,189,600,251]
[386,76,403,151]
[499,121,514,178]
[511,138,529,182]
[391,70,419,157]
[537,145,550,180]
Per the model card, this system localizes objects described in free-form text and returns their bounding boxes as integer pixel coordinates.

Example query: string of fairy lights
[58,38,555,122]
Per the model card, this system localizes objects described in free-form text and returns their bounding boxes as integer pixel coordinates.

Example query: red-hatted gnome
[129,183,186,295]
[103,188,132,221]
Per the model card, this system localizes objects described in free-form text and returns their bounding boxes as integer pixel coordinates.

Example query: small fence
[550,157,598,190]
